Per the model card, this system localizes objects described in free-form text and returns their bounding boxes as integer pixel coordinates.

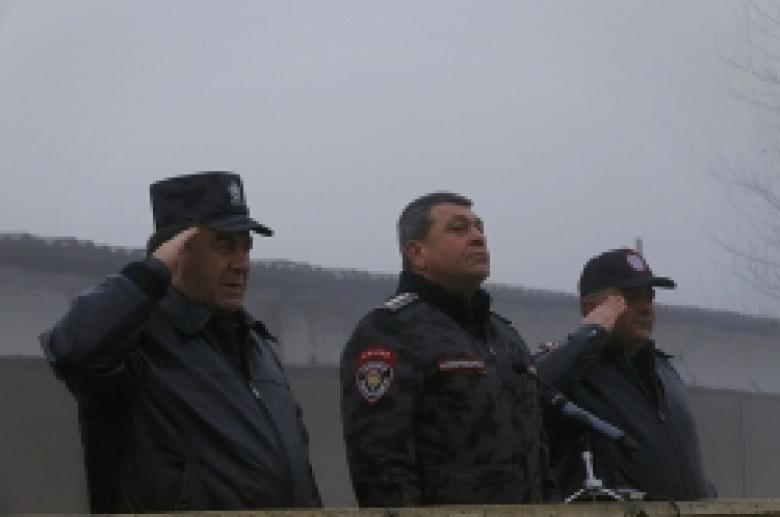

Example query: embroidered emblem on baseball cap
[356,346,396,404]
[626,253,646,272]
[579,248,676,296]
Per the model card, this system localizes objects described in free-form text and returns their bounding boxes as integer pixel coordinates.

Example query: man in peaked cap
[40,172,321,512]
[536,248,713,500]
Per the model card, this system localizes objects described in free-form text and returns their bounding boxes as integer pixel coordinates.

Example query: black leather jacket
[40,259,321,512]
[537,324,712,500]
[340,271,548,507]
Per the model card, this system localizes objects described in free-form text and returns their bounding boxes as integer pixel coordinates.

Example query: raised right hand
[152,226,199,275]
[581,293,627,332]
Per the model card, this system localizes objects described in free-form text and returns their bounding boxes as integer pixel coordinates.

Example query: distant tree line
[0,232,570,305]
[0,233,144,277]
[1,233,776,338]
[0,233,394,301]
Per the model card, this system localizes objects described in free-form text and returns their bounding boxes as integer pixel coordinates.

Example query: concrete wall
[3,359,780,514]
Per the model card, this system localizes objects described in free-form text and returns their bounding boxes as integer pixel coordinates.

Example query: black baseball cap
[150,171,273,236]
[578,248,675,296]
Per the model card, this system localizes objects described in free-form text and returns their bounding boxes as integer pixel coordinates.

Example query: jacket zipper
[622,354,690,497]
[246,337,296,506]
[655,365,695,498]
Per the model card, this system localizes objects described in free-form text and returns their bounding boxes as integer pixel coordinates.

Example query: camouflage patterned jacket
[340,271,548,507]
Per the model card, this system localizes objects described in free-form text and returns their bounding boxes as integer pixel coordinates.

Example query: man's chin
[632,329,653,343]
[470,268,490,283]
[215,297,244,312]
[614,326,652,345]
[458,270,489,292]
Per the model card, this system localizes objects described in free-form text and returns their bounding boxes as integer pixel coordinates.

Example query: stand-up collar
[602,337,659,359]
[158,288,270,338]
[158,288,214,335]
[397,270,492,330]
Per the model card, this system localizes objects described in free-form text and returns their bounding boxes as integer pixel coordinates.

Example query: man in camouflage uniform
[340,192,548,507]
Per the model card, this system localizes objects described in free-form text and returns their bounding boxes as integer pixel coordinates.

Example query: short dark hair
[146,222,191,257]
[397,192,472,269]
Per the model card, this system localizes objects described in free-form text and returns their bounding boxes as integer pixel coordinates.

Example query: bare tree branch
[707,2,780,306]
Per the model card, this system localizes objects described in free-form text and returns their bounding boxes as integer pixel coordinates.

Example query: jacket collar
[602,338,673,360]
[601,339,675,379]
[397,270,492,328]
[158,288,271,338]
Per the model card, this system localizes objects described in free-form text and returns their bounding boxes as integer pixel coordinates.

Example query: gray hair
[397,192,472,269]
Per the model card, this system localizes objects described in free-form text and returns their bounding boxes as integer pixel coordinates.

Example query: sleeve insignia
[381,292,419,312]
[436,355,487,374]
[356,346,396,404]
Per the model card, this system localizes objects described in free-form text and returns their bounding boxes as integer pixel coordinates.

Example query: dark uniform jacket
[40,259,321,513]
[340,271,548,507]
[536,324,712,500]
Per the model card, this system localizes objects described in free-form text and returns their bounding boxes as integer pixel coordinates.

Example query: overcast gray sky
[0,0,776,318]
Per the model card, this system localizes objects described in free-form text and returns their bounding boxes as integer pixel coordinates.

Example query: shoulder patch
[380,292,419,312]
[490,311,512,325]
[356,346,396,404]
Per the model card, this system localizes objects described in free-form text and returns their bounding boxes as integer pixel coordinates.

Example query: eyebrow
[212,233,251,245]
[448,215,482,224]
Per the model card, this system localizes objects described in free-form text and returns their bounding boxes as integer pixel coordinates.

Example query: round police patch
[356,346,396,404]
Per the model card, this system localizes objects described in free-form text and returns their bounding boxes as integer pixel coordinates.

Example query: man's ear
[579,296,594,317]
[403,241,425,271]
[580,290,606,317]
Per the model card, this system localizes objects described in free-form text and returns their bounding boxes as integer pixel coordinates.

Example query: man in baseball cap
[41,172,321,512]
[578,248,675,296]
[536,248,713,501]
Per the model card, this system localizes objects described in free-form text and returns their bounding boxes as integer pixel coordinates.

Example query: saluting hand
[153,226,199,276]
[581,292,627,332]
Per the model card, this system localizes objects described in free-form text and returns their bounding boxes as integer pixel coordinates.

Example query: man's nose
[469,225,486,245]
[230,249,251,270]
[634,297,653,312]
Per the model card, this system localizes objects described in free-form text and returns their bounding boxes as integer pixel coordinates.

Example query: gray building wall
[2,360,780,514]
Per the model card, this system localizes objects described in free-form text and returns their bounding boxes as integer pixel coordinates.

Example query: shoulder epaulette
[490,311,512,325]
[380,292,419,312]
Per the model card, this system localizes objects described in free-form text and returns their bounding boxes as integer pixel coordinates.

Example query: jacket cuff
[567,324,608,353]
[120,258,171,302]
[572,323,607,341]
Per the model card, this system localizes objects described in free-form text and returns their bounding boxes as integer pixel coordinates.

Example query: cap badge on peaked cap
[228,180,244,207]
[149,171,273,236]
